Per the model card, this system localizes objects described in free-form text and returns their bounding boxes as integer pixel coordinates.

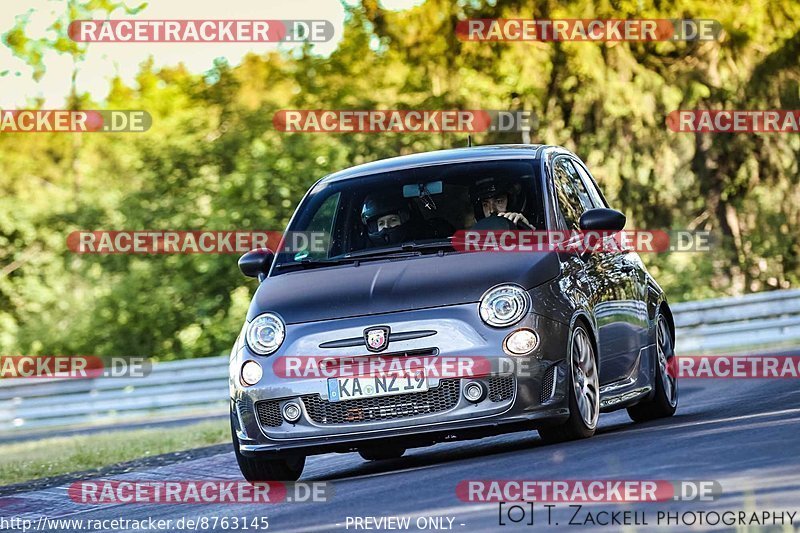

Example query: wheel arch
[658,301,676,344]
[569,311,600,374]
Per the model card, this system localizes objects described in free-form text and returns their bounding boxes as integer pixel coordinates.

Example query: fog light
[463,381,486,403]
[504,329,539,355]
[282,401,302,423]
[240,360,263,386]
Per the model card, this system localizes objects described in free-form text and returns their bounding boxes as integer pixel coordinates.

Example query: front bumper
[230,302,571,457]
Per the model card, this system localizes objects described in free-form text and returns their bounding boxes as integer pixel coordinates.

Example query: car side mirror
[238,249,274,280]
[579,208,626,233]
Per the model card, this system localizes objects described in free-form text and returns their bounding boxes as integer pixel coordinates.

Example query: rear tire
[627,312,678,422]
[538,324,599,444]
[231,413,305,481]
[358,446,406,461]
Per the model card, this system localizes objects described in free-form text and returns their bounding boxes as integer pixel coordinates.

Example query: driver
[470,177,534,229]
[361,194,415,245]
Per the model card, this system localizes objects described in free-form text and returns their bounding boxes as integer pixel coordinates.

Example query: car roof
[319,144,557,184]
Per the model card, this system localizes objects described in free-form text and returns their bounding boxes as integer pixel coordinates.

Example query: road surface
[2,374,799,532]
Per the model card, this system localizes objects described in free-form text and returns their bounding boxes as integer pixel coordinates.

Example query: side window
[572,161,607,208]
[552,157,594,230]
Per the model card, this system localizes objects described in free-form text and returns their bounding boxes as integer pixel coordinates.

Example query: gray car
[229,144,678,481]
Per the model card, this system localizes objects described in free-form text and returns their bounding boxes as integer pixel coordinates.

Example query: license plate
[327,374,428,402]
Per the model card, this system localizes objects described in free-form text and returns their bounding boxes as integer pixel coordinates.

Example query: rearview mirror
[403,180,443,198]
[579,208,626,232]
[238,249,274,280]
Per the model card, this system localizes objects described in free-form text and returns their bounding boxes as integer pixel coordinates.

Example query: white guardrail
[3,289,800,432]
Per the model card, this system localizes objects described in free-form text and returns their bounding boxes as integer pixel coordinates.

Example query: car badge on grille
[364,326,390,352]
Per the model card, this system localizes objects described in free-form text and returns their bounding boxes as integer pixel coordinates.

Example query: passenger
[361,194,416,245]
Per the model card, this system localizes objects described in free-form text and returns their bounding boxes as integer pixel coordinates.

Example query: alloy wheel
[572,327,599,429]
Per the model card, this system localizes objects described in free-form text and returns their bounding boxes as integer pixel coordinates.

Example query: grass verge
[0,419,229,487]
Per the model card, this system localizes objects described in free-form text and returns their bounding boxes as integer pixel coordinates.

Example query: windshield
[272,159,543,272]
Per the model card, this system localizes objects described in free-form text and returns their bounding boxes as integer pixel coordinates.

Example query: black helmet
[470,177,525,220]
[470,177,513,203]
[361,194,412,245]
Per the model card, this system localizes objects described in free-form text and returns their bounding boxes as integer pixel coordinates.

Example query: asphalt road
[2,373,800,532]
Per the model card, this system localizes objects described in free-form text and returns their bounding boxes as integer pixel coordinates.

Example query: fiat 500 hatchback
[229,144,678,481]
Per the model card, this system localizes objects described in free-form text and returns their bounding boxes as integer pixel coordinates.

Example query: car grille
[254,376,516,428]
[302,378,461,425]
[488,375,515,402]
[255,399,283,428]
[540,365,557,403]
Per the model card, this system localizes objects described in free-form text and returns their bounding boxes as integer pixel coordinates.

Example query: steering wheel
[471,214,517,231]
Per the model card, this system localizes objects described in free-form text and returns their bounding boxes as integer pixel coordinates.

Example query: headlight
[245,313,285,355]
[479,284,530,327]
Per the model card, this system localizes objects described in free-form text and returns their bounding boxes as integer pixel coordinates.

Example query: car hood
[248,252,561,324]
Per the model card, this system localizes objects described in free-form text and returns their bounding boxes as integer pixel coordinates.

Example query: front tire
[231,413,305,481]
[627,312,678,422]
[538,324,599,444]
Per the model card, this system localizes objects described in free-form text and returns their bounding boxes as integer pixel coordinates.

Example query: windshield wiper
[273,257,357,270]
[343,240,454,260]
[402,241,455,253]
[274,241,456,270]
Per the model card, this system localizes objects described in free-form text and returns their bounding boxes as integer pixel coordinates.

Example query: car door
[572,159,650,368]
[550,155,641,385]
